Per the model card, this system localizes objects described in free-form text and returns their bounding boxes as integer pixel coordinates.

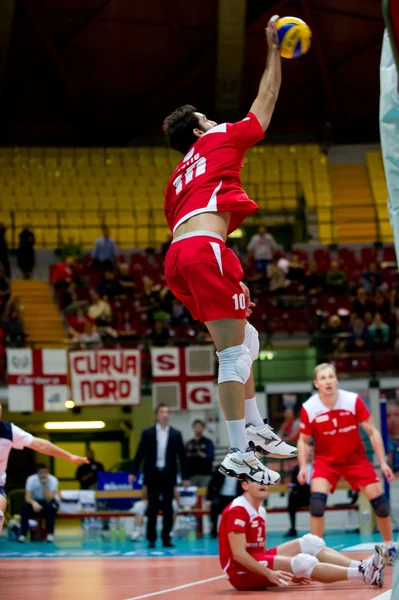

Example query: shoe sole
[218,464,281,485]
[254,445,298,459]
[373,545,389,587]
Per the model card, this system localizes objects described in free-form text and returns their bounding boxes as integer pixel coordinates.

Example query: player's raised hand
[68,454,89,465]
[297,466,308,485]
[381,462,395,483]
[265,15,279,49]
[240,282,255,317]
[267,570,293,587]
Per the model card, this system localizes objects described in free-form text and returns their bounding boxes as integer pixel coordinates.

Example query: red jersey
[164,113,264,235]
[300,389,371,464]
[219,495,267,578]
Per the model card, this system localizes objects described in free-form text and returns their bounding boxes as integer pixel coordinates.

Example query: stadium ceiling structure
[0,0,386,145]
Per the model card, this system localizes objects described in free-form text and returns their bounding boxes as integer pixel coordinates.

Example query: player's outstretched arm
[27,437,89,465]
[250,16,282,131]
[360,417,394,483]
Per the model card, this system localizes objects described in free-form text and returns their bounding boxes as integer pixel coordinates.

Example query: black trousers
[146,470,174,543]
[288,485,311,529]
[20,500,58,536]
[210,495,236,535]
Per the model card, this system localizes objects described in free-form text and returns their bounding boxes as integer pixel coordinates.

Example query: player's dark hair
[163,105,201,154]
[36,463,48,471]
[192,419,205,428]
[155,403,168,415]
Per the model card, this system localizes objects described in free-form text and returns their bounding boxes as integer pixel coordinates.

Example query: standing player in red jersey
[297,363,397,565]
[218,479,388,590]
[162,17,298,485]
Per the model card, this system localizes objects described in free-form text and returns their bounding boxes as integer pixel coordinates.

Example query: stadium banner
[7,348,68,412]
[151,346,215,410]
[69,349,141,407]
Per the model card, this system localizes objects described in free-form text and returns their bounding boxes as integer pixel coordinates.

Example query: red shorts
[164,233,246,322]
[312,455,380,492]
[228,549,278,591]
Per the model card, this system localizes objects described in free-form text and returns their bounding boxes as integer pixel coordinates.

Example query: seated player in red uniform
[218,479,388,590]
[297,363,397,565]
[162,17,297,486]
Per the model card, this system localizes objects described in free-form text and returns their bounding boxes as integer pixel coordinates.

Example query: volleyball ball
[276,17,311,59]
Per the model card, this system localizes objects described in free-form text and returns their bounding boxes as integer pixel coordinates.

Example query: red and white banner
[7,348,68,412]
[151,346,215,410]
[69,350,141,406]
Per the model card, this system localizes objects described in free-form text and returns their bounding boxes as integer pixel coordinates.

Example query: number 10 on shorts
[232,293,245,310]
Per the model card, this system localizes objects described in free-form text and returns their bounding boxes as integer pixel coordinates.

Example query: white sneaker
[219,446,281,485]
[17,535,26,543]
[130,530,145,542]
[363,544,388,587]
[46,534,55,543]
[246,421,298,458]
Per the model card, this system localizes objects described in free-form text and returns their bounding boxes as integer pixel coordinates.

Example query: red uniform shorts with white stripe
[312,455,380,492]
[164,232,246,322]
[228,548,278,591]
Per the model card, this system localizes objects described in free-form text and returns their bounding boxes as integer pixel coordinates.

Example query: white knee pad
[299,533,326,556]
[216,344,252,384]
[244,323,260,361]
[291,553,319,578]
[132,500,147,516]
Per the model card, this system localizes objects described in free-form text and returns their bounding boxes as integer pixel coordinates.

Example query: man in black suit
[128,404,189,549]
[206,466,242,538]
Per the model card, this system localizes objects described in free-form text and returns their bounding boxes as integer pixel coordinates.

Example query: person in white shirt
[0,403,87,539]
[247,225,277,275]
[18,464,59,543]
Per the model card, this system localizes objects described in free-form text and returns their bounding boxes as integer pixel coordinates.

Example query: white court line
[370,590,391,600]
[125,574,226,600]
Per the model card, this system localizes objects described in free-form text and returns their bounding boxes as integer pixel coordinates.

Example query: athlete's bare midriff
[173,211,231,241]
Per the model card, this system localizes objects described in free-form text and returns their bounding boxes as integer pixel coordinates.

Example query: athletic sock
[347,568,362,580]
[226,418,248,452]
[244,397,264,427]
[350,560,361,569]
[0,510,4,535]
[384,540,394,548]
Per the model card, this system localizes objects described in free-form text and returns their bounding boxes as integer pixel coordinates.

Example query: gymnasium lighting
[44,421,105,430]
[64,400,75,409]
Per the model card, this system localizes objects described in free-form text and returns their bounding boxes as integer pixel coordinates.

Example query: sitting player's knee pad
[299,533,326,556]
[244,323,260,361]
[291,553,319,579]
[133,500,147,516]
[309,492,327,517]
[217,344,252,384]
[370,494,390,518]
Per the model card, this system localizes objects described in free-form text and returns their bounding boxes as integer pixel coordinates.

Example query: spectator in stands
[68,307,89,342]
[278,408,300,445]
[247,225,277,275]
[52,256,75,290]
[116,263,136,298]
[321,314,347,354]
[284,448,313,538]
[149,320,171,347]
[268,258,288,294]
[352,287,373,319]
[326,260,347,294]
[18,463,59,543]
[348,315,369,351]
[287,253,305,283]
[368,313,390,349]
[4,295,22,320]
[92,227,117,271]
[61,283,88,314]
[3,308,25,347]
[304,261,326,296]
[170,298,188,326]
[0,223,10,278]
[361,262,382,294]
[205,467,242,538]
[61,235,83,262]
[374,290,391,322]
[185,420,215,487]
[97,270,119,301]
[118,311,137,341]
[76,449,104,490]
[80,320,102,348]
[17,225,35,279]
[88,292,113,326]
[0,266,11,316]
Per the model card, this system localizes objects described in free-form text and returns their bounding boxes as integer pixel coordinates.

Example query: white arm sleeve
[11,424,33,450]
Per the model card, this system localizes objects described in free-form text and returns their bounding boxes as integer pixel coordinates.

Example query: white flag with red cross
[151,346,216,410]
[7,348,68,412]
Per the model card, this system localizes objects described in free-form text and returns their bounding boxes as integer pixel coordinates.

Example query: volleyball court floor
[0,531,394,600]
